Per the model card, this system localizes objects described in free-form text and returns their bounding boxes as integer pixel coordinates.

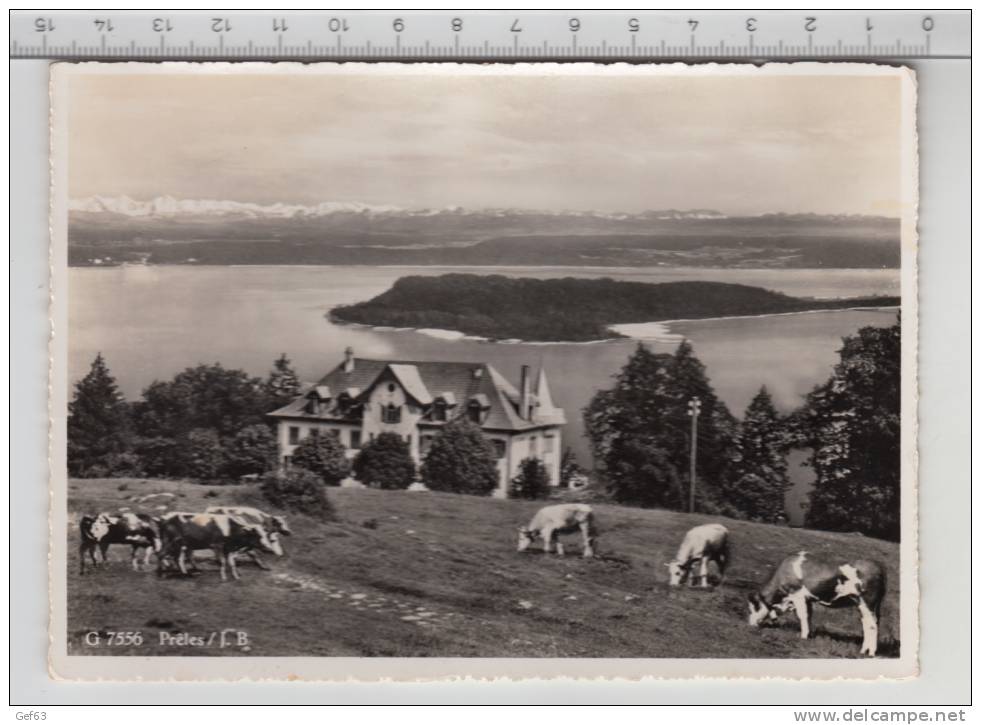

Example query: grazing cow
[205,506,292,569]
[517,503,596,558]
[666,523,730,587]
[79,512,161,574]
[747,551,886,657]
[157,513,282,581]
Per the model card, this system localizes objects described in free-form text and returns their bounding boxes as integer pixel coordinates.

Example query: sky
[66,68,904,216]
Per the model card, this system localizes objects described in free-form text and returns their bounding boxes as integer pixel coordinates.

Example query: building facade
[269,348,566,497]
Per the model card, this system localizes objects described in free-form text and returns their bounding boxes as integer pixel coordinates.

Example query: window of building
[492,440,507,459]
[420,435,434,456]
[530,436,539,456]
[544,435,556,454]
[387,383,397,393]
[283,455,292,468]
[350,429,362,449]
[381,403,402,424]
[467,401,482,424]
[310,428,321,438]
[288,426,300,445]
[432,400,446,421]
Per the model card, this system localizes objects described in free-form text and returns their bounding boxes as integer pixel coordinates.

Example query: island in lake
[330,274,900,343]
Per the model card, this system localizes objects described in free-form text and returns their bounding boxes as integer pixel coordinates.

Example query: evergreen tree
[225,424,279,479]
[797,319,901,540]
[266,353,301,409]
[67,353,131,476]
[723,386,791,522]
[420,419,499,496]
[509,457,550,500]
[352,432,416,490]
[584,341,738,510]
[290,433,350,486]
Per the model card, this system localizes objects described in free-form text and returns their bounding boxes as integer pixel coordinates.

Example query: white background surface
[9,56,970,704]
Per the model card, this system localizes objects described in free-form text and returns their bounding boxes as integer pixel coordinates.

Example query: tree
[584,341,738,509]
[261,467,334,520]
[266,353,301,409]
[133,363,270,441]
[67,353,132,476]
[795,319,901,540]
[290,433,350,486]
[352,432,416,490]
[420,419,499,496]
[559,447,584,488]
[225,424,279,479]
[509,457,550,500]
[722,387,791,522]
[181,428,225,480]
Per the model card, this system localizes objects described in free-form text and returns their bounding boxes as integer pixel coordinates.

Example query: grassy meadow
[66,478,900,659]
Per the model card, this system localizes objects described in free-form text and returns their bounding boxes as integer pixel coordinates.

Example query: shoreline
[328,305,900,347]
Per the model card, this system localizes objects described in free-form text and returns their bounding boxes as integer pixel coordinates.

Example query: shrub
[352,432,416,490]
[290,433,350,486]
[182,428,225,480]
[509,457,550,500]
[420,419,499,496]
[260,467,334,520]
[224,424,278,479]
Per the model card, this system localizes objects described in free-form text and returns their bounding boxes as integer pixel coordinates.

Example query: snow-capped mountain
[68,195,405,219]
[67,195,728,221]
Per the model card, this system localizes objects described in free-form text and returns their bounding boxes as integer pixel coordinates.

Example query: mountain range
[68,196,900,269]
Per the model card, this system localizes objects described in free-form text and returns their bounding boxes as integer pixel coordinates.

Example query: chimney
[520,365,531,420]
[343,347,355,373]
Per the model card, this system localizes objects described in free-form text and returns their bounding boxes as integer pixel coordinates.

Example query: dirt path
[271,570,464,629]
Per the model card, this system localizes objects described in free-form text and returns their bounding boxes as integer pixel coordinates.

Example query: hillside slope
[67,479,900,659]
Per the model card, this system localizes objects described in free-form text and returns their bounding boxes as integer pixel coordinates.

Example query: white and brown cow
[157,512,282,582]
[78,512,162,574]
[747,551,886,656]
[666,523,730,587]
[205,506,292,569]
[517,503,597,558]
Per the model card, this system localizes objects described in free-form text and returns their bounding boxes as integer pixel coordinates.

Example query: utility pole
[687,396,701,513]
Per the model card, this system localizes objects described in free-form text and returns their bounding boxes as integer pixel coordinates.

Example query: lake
[69,264,899,522]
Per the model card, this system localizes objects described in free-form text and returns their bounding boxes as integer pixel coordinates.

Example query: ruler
[10,10,971,61]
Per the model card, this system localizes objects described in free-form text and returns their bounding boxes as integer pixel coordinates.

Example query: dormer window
[466,394,490,424]
[433,400,448,422]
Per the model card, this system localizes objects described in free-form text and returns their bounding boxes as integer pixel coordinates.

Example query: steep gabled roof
[268,357,564,432]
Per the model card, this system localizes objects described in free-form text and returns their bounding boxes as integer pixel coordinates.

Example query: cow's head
[271,515,292,536]
[747,593,780,627]
[85,514,113,542]
[517,527,537,552]
[665,561,689,587]
[247,525,284,557]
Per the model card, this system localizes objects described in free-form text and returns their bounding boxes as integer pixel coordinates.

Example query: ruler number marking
[510,19,522,33]
[152,18,172,33]
[804,17,817,32]
[569,18,580,33]
[273,19,288,32]
[327,18,348,33]
[628,18,639,32]
[922,16,934,32]
[746,18,757,32]
[34,17,55,32]
[94,19,113,33]
[211,18,231,33]
[687,19,698,32]
[451,18,463,32]
[393,18,404,33]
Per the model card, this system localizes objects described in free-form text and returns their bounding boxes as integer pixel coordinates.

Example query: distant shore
[329,305,900,347]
